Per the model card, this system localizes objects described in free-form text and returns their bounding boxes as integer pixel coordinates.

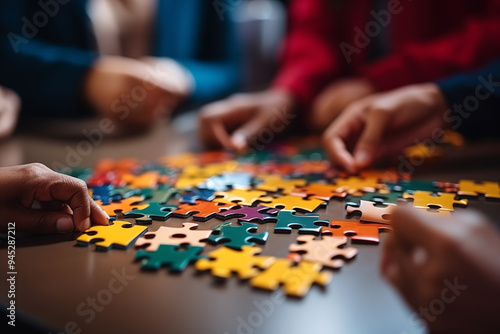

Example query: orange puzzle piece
[323,220,393,243]
[173,200,231,220]
[96,196,147,217]
[291,182,347,201]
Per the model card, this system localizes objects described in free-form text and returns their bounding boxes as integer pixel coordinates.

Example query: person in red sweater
[199,0,500,152]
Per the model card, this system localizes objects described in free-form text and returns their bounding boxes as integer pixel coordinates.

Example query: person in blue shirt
[0,0,241,129]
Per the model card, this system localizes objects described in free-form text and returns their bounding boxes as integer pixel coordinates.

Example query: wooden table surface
[1,111,499,334]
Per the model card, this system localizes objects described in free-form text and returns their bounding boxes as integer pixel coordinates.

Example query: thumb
[15,209,78,234]
[230,112,272,151]
[353,107,391,169]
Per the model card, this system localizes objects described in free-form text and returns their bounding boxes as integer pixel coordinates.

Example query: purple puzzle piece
[216,205,279,222]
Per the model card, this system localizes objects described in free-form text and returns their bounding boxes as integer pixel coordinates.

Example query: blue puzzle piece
[180,189,215,204]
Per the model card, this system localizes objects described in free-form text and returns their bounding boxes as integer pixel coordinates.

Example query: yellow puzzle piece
[214,189,268,206]
[195,246,275,279]
[76,220,148,250]
[333,176,380,194]
[458,180,500,199]
[256,175,306,194]
[259,195,326,212]
[403,191,468,211]
[250,259,332,297]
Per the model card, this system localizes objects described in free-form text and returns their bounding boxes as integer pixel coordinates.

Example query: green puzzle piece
[125,202,177,224]
[208,222,269,250]
[112,185,178,203]
[135,245,205,272]
[346,191,401,206]
[271,210,329,235]
[386,180,441,194]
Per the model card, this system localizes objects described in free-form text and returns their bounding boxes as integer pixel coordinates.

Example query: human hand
[199,90,296,151]
[322,83,448,173]
[83,56,186,128]
[0,163,109,234]
[0,86,20,140]
[311,78,376,132]
[381,206,500,334]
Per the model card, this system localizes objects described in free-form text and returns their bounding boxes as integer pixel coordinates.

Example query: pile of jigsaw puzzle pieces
[63,140,500,298]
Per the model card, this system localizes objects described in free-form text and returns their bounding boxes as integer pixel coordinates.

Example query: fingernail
[355,151,371,167]
[56,217,74,233]
[232,133,247,151]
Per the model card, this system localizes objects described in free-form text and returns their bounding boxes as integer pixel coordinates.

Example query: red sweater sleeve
[271,0,340,108]
[358,0,500,91]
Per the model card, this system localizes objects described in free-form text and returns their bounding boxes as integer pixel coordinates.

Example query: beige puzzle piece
[135,223,211,251]
[289,235,358,269]
[458,180,500,199]
[403,191,468,211]
[346,200,394,224]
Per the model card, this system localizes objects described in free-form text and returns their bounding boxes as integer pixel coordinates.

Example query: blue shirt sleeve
[0,1,98,119]
[436,60,500,140]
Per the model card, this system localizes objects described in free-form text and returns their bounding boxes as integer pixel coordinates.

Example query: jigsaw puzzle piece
[256,175,306,194]
[195,246,275,279]
[76,220,148,251]
[387,180,456,194]
[136,245,205,272]
[180,188,215,204]
[249,259,331,297]
[323,220,393,243]
[96,196,147,217]
[273,210,329,234]
[124,202,177,224]
[403,191,468,211]
[258,195,326,212]
[201,172,253,191]
[216,205,279,222]
[214,189,268,206]
[346,200,394,224]
[458,180,500,199]
[332,176,380,194]
[90,184,121,205]
[135,223,211,251]
[291,182,347,201]
[289,235,358,269]
[346,191,401,207]
[142,185,178,203]
[123,171,167,189]
[208,222,269,250]
[173,200,231,221]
